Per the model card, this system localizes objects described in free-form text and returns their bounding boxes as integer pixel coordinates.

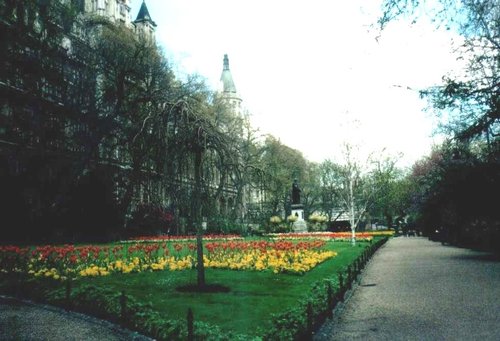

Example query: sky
[130,0,463,168]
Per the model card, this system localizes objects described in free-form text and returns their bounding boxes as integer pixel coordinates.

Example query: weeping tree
[173,85,240,288]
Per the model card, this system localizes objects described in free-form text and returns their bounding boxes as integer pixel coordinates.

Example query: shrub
[128,203,174,236]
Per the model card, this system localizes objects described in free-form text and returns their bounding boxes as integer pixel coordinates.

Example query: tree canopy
[380,0,499,151]
[379,0,499,251]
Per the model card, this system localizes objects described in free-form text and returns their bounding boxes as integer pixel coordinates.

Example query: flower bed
[266,230,395,241]
[266,232,373,242]
[0,238,337,280]
[204,240,336,274]
[125,234,243,243]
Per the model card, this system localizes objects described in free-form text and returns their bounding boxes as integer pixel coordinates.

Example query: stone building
[0,0,163,240]
[0,1,258,240]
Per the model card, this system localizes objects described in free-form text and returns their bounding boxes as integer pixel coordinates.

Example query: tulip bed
[267,230,395,241]
[0,233,388,338]
[0,238,337,281]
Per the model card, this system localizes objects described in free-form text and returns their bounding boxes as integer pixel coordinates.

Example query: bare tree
[325,144,398,244]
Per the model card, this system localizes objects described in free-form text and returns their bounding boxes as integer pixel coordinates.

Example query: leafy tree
[81,20,177,228]
[379,0,499,251]
[368,156,408,229]
[318,159,345,224]
[406,140,499,250]
[300,162,322,219]
[258,136,309,221]
[379,0,499,152]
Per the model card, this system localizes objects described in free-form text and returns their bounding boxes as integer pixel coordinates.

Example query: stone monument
[291,179,307,232]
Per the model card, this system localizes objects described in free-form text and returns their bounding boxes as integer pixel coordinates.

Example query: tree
[222,111,262,226]
[368,156,407,230]
[322,144,398,244]
[406,140,499,250]
[168,78,246,287]
[338,144,372,244]
[300,162,322,219]
[319,159,348,224]
[379,0,499,152]
[82,20,178,229]
[258,136,309,221]
[379,0,500,251]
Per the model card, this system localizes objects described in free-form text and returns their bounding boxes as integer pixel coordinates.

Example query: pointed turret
[133,0,156,42]
[134,0,156,27]
[220,54,237,93]
[219,54,242,114]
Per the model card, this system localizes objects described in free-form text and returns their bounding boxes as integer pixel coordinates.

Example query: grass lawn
[75,240,370,336]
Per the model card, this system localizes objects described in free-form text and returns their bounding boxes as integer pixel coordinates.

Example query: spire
[134,0,157,27]
[220,54,237,93]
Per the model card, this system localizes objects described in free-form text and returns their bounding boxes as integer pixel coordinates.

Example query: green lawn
[75,240,369,336]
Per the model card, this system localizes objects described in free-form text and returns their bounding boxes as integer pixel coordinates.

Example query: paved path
[0,296,152,340]
[315,237,500,340]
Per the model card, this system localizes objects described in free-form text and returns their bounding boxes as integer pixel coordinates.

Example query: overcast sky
[131,0,462,167]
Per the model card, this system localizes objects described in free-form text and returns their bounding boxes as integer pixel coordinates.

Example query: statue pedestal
[292,220,308,233]
[291,204,307,232]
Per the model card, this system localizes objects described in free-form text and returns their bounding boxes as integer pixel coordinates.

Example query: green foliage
[258,136,310,217]
[378,1,498,248]
[406,141,499,250]
[369,165,410,228]
[379,0,498,149]
[263,278,335,340]
[207,216,246,235]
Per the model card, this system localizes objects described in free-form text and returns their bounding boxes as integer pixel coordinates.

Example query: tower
[133,0,157,43]
[219,54,242,115]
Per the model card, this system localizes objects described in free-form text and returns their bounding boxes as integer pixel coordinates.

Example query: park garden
[0,0,498,339]
[0,231,391,340]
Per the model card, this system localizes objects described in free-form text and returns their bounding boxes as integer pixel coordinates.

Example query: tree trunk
[350,175,356,246]
[384,212,393,230]
[118,158,142,228]
[193,147,205,287]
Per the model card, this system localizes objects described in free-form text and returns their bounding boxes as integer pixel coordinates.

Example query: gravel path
[315,236,500,340]
[0,296,153,340]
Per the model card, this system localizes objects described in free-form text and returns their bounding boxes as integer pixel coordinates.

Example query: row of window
[91,0,131,25]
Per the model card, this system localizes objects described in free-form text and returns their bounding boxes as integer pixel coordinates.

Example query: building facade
[0,1,257,241]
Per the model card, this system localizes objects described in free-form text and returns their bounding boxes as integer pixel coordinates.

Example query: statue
[292,179,301,205]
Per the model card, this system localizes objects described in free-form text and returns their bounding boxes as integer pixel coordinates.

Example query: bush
[263,278,338,340]
[128,203,174,236]
[207,217,246,235]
